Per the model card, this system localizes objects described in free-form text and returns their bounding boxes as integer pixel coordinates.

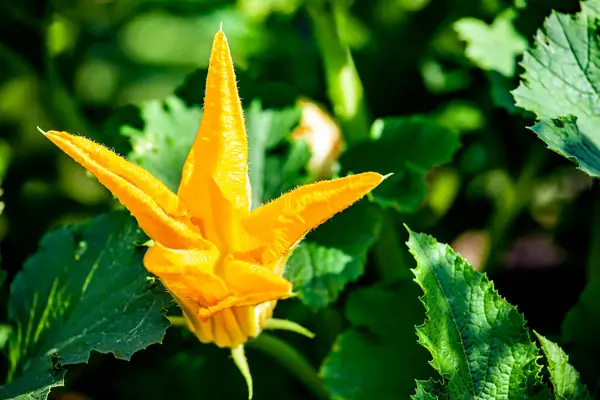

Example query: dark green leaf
[0,371,64,400]
[285,201,382,310]
[561,282,600,390]
[341,116,459,212]
[245,100,302,207]
[121,96,304,204]
[121,96,200,192]
[531,116,600,177]
[407,229,544,398]
[261,139,311,203]
[1,212,170,399]
[320,281,432,400]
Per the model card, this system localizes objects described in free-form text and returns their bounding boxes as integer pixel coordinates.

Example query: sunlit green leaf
[412,379,447,400]
[407,229,544,398]
[535,332,592,399]
[455,9,527,77]
[513,0,600,178]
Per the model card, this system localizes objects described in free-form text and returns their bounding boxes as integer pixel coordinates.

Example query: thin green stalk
[482,147,546,272]
[306,1,370,144]
[247,333,330,400]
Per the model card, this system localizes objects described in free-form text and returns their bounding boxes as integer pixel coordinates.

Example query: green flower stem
[167,315,186,326]
[306,1,370,143]
[263,318,315,338]
[482,147,546,272]
[247,333,330,400]
[232,345,253,400]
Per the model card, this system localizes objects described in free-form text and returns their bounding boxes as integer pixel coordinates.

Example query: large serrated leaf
[412,379,448,400]
[0,371,64,400]
[512,0,600,178]
[535,332,592,399]
[407,229,544,399]
[341,116,459,212]
[1,212,171,399]
[320,281,432,400]
[285,201,382,310]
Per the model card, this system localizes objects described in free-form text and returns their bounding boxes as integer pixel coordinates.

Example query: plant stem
[306,1,370,144]
[247,333,330,400]
[586,186,600,282]
[482,147,546,272]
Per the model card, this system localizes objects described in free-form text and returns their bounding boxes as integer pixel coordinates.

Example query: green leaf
[407,229,544,398]
[530,116,600,177]
[285,201,382,310]
[121,96,304,203]
[455,9,528,77]
[561,282,600,390]
[412,379,448,400]
[1,212,170,399]
[534,332,592,399]
[262,138,311,203]
[320,281,432,400]
[341,116,460,212]
[512,0,600,178]
[0,371,64,400]
[245,100,303,207]
[121,96,200,192]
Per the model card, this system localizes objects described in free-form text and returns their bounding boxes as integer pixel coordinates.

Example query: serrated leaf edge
[404,225,545,397]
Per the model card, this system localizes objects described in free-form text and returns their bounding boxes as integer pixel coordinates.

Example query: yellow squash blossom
[42,28,384,397]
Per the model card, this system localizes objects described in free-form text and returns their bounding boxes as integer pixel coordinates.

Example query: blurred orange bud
[292,98,342,178]
[54,392,91,400]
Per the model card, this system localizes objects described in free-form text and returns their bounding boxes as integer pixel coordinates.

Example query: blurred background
[0,0,596,398]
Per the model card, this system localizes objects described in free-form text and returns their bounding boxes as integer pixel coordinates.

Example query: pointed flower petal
[144,243,226,306]
[178,29,250,225]
[144,246,292,319]
[244,172,385,264]
[43,130,204,248]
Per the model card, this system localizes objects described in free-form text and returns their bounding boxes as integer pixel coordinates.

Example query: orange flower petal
[244,172,385,265]
[178,29,250,228]
[219,257,293,296]
[43,130,204,248]
[144,243,227,306]
[192,304,275,348]
[196,291,290,320]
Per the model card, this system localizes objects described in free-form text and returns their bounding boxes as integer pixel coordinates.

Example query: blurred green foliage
[3,0,600,399]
